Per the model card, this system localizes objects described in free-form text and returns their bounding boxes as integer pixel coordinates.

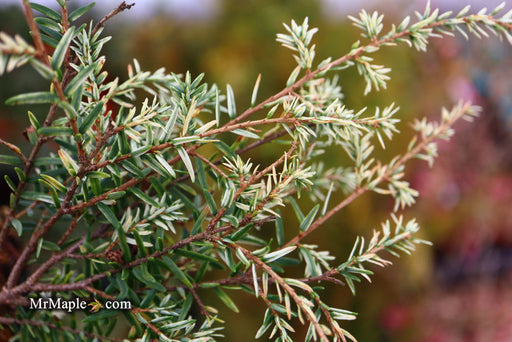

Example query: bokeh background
[1,0,512,341]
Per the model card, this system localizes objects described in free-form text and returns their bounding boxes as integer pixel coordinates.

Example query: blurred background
[1,0,512,341]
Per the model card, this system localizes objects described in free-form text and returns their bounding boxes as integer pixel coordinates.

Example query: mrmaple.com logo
[29,297,132,313]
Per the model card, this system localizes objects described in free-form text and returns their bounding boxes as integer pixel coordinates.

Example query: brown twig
[85,286,116,301]
[92,2,136,36]
[21,0,46,61]
[189,287,210,317]
[313,295,347,342]
[190,151,228,179]
[235,127,289,155]
[5,179,79,288]
[57,211,82,246]
[221,239,329,342]
[5,225,228,296]
[22,222,111,290]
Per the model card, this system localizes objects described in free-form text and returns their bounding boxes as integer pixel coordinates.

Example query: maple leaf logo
[88,299,103,313]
